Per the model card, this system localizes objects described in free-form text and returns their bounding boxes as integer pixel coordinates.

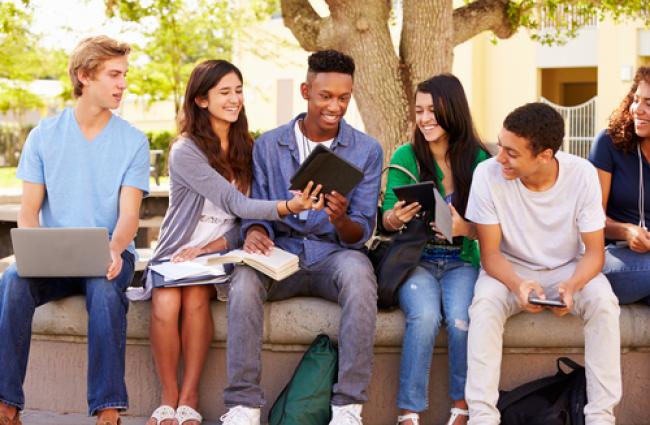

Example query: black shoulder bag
[368,164,431,309]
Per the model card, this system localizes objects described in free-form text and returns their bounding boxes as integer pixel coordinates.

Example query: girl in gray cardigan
[139,60,321,425]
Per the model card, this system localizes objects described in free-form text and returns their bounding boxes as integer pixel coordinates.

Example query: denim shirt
[242,114,383,266]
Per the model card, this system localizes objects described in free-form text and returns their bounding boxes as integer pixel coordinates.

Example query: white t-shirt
[293,121,333,220]
[294,121,333,163]
[466,151,605,270]
[173,198,236,257]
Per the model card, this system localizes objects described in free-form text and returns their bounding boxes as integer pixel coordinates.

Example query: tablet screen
[392,182,435,211]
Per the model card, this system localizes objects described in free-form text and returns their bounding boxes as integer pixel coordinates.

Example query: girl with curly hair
[589,66,650,303]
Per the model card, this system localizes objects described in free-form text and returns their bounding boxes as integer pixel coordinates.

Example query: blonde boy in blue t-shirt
[0,36,149,425]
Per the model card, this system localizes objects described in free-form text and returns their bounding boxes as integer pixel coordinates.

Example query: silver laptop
[11,228,111,277]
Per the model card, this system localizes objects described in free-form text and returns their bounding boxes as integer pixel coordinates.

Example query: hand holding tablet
[392,182,435,211]
[289,144,364,196]
[392,182,453,243]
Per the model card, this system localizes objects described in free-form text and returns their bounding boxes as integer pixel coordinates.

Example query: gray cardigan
[127,137,280,300]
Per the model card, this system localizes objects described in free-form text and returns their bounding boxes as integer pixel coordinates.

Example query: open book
[198,247,300,281]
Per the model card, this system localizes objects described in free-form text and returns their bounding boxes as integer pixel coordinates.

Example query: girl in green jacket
[382,74,489,425]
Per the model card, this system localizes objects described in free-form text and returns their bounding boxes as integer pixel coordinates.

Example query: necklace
[298,119,314,158]
[638,143,646,229]
[298,118,337,160]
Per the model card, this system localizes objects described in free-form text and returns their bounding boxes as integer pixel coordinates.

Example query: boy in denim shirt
[219,50,382,425]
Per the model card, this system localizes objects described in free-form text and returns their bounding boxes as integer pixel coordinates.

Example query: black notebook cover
[289,144,364,195]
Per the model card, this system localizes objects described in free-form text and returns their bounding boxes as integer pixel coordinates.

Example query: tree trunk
[401,0,454,97]
[331,1,412,158]
[281,0,515,158]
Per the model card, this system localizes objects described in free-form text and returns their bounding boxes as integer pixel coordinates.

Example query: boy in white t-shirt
[465,103,621,425]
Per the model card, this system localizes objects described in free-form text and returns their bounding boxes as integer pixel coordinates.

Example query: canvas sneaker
[219,405,260,425]
[329,404,363,425]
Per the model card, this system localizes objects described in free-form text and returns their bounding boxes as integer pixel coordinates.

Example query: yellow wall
[455,16,648,143]
[455,31,538,144]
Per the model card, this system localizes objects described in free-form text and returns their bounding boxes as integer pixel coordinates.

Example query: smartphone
[528,293,566,308]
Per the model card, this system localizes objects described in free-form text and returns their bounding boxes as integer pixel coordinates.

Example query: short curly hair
[307,50,355,77]
[503,102,565,155]
[607,66,650,153]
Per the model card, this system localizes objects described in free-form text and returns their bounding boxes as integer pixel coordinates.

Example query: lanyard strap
[638,143,646,229]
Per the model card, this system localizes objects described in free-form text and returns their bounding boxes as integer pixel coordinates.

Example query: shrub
[145,129,268,177]
[0,123,35,166]
[146,130,175,176]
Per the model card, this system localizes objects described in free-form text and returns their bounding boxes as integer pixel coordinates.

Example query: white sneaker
[219,405,261,425]
[329,404,363,425]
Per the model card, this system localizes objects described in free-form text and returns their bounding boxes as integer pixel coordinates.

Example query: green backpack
[268,334,338,425]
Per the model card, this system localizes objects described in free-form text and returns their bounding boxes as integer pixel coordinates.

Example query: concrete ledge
[0,203,19,221]
[29,296,650,349]
[19,295,650,424]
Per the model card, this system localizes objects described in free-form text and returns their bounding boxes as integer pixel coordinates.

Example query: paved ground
[20,409,222,425]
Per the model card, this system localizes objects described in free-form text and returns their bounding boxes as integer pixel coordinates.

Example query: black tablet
[289,144,364,195]
[392,182,436,211]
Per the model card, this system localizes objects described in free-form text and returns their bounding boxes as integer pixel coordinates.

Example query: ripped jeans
[397,259,478,411]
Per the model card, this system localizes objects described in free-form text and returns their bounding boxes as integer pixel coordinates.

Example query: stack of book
[149,261,229,287]
[149,247,300,286]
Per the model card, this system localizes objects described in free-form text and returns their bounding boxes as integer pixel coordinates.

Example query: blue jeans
[0,251,134,416]
[397,259,478,412]
[224,249,377,407]
[603,243,650,305]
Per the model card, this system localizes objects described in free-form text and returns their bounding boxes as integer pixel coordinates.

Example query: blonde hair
[68,35,131,98]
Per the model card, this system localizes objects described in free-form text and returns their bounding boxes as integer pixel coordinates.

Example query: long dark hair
[412,73,488,217]
[608,66,650,153]
[177,60,253,192]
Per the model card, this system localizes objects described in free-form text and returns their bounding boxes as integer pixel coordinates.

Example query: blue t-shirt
[17,107,150,254]
[589,130,650,227]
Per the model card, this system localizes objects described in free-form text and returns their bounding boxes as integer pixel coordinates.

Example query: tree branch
[281,0,326,51]
[453,0,515,46]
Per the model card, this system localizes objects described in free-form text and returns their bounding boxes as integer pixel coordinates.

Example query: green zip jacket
[381,143,490,268]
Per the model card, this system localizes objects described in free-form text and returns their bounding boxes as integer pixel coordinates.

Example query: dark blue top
[241,113,384,266]
[589,130,650,226]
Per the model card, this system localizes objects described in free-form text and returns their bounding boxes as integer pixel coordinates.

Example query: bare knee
[152,288,181,325]
[181,285,213,312]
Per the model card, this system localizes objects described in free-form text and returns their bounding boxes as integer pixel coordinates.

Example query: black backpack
[497,357,587,425]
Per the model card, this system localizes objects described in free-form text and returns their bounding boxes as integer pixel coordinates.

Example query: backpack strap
[377,164,419,209]
[497,374,567,412]
[557,357,584,374]
[382,163,419,183]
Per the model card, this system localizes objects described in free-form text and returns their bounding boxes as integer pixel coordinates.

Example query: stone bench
[18,294,650,424]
